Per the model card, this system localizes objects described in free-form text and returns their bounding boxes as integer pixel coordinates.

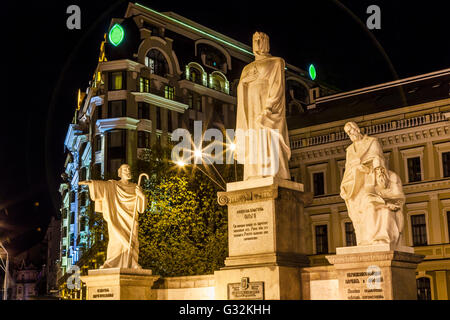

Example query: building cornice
[291,116,449,163]
[178,80,236,105]
[98,59,143,72]
[131,92,189,112]
[289,98,450,137]
[315,68,450,104]
[96,117,140,133]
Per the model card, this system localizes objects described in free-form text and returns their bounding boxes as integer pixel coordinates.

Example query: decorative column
[214,177,312,300]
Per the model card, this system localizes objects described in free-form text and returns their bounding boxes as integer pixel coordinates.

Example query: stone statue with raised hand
[340,122,405,247]
[79,164,147,269]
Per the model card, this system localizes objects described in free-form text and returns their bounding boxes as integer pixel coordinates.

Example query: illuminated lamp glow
[194,149,202,159]
[109,24,125,47]
[229,143,236,151]
[176,160,186,167]
[309,64,317,80]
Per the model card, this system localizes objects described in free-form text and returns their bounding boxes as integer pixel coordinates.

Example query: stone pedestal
[214,177,312,300]
[326,244,424,300]
[80,268,159,300]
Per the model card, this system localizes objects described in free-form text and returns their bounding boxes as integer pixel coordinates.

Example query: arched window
[189,66,203,85]
[198,44,226,70]
[286,80,309,116]
[417,277,432,300]
[145,49,169,76]
[287,80,309,104]
[210,72,228,93]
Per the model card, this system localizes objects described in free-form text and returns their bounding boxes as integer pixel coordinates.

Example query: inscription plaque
[90,287,116,300]
[229,202,273,256]
[227,281,264,300]
[343,267,384,300]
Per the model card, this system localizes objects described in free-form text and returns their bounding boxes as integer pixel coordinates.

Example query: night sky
[0,0,449,259]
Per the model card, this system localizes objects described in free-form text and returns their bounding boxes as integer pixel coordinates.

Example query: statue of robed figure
[340,122,405,247]
[235,31,291,181]
[79,164,147,269]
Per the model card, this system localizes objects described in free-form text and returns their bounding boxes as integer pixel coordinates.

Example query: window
[315,225,328,254]
[443,152,450,178]
[155,107,161,130]
[345,222,357,246]
[417,277,432,300]
[199,45,225,70]
[156,134,161,146]
[80,217,86,231]
[190,69,199,84]
[188,119,195,133]
[195,96,202,112]
[92,163,102,179]
[139,77,150,93]
[138,131,150,148]
[146,49,169,76]
[70,211,75,224]
[407,157,422,182]
[80,192,87,207]
[107,130,126,177]
[96,105,103,119]
[210,73,226,92]
[79,167,87,181]
[188,93,193,109]
[313,172,325,196]
[138,102,150,120]
[447,211,450,241]
[108,100,126,118]
[164,85,174,100]
[411,214,427,246]
[108,130,125,148]
[167,111,173,133]
[109,159,124,178]
[94,135,102,152]
[108,71,125,90]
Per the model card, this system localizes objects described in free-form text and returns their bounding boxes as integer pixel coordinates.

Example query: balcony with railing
[290,112,448,150]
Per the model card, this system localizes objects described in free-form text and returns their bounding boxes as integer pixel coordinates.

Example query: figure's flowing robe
[88,180,147,268]
[340,135,405,246]
[236,56,291,180]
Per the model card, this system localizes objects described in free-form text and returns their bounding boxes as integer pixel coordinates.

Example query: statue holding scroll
[340,122,405,247]
[79,164,147,269]
[235,32,291,181]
